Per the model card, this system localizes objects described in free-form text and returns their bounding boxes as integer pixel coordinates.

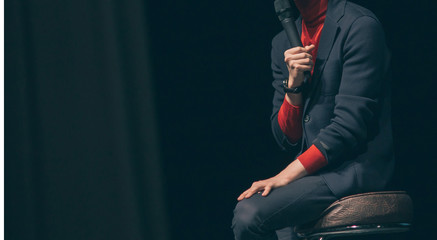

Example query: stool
[295,191,413,240]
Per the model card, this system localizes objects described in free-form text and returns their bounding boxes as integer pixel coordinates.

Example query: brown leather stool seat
[295,191,413,240]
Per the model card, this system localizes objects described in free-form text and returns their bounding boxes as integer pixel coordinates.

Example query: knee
[232,199,263,235]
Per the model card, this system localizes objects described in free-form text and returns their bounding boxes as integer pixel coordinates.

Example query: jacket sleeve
[270,33,302,153]
[312,16,390,164]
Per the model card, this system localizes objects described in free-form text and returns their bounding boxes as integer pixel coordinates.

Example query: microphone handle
[281,18,311,82]
[281,18,302,48]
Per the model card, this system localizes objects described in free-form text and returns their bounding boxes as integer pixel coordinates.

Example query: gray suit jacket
[271,0,394,198]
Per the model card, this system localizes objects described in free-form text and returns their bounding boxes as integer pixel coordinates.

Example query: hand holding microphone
[284,44,314,88]
[274,0,313,94]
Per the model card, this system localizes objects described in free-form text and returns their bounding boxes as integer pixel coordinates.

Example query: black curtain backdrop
[5,0,436,240]
[5,1,169,239]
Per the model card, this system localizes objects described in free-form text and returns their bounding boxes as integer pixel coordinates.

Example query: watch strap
[283,79,304,94]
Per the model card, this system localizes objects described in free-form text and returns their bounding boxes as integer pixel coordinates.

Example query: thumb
[305,44,315,52]
[262,185,272,197]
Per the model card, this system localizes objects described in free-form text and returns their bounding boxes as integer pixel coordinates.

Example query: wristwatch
[283,79,304,94]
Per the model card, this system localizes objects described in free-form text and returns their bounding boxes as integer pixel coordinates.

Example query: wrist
[287,80,302,88]
[287,75,305,87]
[280,160,308,182]
[274,172,294,185]
[285,93,303,106]
[283,78,304,94]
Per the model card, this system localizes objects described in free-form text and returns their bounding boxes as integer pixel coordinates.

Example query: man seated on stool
[232,0,393,239]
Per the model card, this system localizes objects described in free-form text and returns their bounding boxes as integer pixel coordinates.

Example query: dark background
[5,0,436,240]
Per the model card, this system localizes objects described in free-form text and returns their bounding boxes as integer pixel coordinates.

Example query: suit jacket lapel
[303,0,345,112]
[296,16,302,36]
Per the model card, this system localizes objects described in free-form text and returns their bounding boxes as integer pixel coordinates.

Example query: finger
[237,194,244,201]
[305,44,316,52]
[261,185,272,197]
[237,189,250,201]
[238,185,260,201]
[237,181,261,200]
[285,57,313,66]
[245,186,263,199]
[286,62,313,72]
[284,46,307,56]
[290,64,313,72]
[284,52,313,61]
[244,191,256,199]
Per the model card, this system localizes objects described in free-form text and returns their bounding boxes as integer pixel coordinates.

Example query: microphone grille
[274,0,291,13]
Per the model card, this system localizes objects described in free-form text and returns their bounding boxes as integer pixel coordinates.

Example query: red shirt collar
[294,0,328,26]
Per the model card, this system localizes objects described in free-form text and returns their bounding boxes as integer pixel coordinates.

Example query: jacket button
[304,115,310,123]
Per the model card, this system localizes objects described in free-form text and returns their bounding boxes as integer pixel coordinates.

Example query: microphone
[274,0,311,82]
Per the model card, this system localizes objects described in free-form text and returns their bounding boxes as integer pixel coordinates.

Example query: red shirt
[277,0,329,174]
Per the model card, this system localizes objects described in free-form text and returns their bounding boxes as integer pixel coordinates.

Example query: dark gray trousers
[232,176,338,240]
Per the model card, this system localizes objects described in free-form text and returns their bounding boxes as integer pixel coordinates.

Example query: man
[232,0,394,239]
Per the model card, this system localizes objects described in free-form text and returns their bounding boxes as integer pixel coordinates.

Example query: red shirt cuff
[297,145,328,174]
[277,98,303,143]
